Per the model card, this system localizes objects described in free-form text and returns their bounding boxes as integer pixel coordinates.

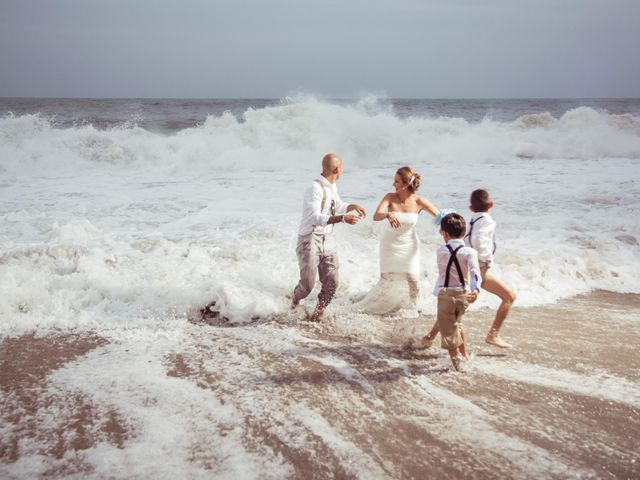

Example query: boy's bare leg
[448,348,463,371]
[481,272,516,348]
[459,329,469,360]
[420,321,440,348]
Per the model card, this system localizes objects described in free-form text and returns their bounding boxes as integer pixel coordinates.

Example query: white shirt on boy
[464,212,496,266]
[433,239,482,296]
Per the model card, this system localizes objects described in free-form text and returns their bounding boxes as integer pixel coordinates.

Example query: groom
[291,153,366,321]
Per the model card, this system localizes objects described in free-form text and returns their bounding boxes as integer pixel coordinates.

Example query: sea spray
[1,97,639,332]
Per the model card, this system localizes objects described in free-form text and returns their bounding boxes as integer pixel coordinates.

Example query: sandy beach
[2,0,640,476]
[2,291,639,479]
[1,96,638,479]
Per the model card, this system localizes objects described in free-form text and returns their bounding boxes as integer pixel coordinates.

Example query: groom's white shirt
[298,176,348,236]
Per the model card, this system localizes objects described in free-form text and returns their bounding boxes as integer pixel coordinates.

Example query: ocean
[1,97,639,478]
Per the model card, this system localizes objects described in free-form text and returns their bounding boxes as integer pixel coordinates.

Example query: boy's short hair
[441,213,466,239]
[470,189,493,212]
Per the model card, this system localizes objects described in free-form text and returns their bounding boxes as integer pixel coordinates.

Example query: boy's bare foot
[418,334,435,349]
[290,298,300,310]
[485,331,512,349]
[451,355,465,372]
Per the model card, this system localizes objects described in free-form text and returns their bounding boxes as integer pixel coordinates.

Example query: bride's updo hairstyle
[396,166,421,193]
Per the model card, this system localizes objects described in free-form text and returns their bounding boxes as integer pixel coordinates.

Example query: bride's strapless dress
[356,212,421,315]
[379,212,420,276]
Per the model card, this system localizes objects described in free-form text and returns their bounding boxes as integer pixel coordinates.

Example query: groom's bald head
[322,153,343,175]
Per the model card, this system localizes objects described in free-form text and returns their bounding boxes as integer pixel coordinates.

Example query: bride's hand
[386,212,401,228]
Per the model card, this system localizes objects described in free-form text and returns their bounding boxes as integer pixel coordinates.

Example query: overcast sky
[1,0,639,98]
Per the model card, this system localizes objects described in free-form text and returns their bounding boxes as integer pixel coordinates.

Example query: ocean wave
[0,211,638,333]
[1,98,639,332]
[2,100,640,175]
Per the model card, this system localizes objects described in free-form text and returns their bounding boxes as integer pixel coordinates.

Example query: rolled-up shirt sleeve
[468,249,482,292]
[305,183,330,227]
[334,190,348,215]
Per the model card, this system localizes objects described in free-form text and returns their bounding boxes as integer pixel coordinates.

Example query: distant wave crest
[2,100,640,175]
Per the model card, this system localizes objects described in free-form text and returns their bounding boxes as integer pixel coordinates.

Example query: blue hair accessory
[434,208,457,227]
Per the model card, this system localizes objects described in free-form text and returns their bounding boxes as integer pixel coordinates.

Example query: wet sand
[1,291,639,479]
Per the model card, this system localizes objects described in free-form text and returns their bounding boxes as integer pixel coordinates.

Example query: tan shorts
[437,290,469,350]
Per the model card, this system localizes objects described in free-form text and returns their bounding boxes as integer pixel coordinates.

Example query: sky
[1,0,639,99]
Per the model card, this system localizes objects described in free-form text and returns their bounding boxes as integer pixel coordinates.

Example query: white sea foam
[302,354,377,396]
[475,359,640,408]
[1,308,635,477]
[37,337,293,479]
[1,98,639,332]
[409,376,585,478]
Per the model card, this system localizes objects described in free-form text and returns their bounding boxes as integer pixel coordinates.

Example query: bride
[357,166,438,315]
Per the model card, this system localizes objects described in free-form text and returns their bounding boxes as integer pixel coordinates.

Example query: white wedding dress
[357,212,421,315]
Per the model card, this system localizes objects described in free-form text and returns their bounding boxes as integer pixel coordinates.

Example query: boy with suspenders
[422,213,481,371]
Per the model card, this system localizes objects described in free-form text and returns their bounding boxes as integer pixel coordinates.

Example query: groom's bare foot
[307,304,325,322]
[306,312,322,322]
[485,331,512,349]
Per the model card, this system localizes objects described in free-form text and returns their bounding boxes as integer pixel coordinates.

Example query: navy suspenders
[464,215,496,254]
[444,245,465,289]
[464,217,480,248]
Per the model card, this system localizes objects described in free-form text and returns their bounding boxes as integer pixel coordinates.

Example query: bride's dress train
[356,212,421,315]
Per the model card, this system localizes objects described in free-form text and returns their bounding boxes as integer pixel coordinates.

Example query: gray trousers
[292,232,339,307]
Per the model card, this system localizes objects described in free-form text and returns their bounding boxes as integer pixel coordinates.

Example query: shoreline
[2,290,639,478]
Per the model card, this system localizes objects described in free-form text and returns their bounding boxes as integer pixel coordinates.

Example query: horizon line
[2,96,640,101]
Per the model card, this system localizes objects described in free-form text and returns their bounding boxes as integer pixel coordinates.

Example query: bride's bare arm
[373,194,392,221]
[374,194,401,228]
[417,196,438,216]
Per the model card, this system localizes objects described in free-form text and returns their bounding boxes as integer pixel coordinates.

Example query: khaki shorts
[437,290,469,350]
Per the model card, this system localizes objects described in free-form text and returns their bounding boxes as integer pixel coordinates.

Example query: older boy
[465,189,516,348]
